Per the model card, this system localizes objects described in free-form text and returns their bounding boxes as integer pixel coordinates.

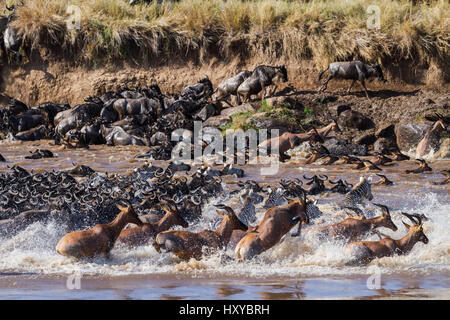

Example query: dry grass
[2,0,449,77]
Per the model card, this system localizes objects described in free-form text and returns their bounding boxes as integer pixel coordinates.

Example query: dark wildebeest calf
[237,65,288,104]
[318,61,386,98]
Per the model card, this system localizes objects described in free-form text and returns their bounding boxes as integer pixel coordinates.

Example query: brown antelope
[56,200,143,259]
[258,121,339,162]
[346,212,428,265]
[300,148,323,165]
[116,201,188,247]
[308,204,398,242]
[338,155,361,164]
[404,159,432,174]
[372,173,393,186]
[154,204,248,260]
[234,196,309,260]
[389,150,410,161]
[299,145,331,165]
[307,120,341,137]
[354,159,382,171]
[416,117,446,158]
[318,154,340,165]
[433,170,450,185]
[370,154,393,166]
[258,128,323,162]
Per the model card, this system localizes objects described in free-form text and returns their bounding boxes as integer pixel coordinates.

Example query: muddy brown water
[0,140,448,300]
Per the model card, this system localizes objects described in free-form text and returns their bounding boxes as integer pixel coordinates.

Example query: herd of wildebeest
[0,2,448,267]
[1,57,448,265]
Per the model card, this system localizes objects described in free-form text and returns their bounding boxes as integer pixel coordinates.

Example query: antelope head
[401,212,429,245]
[373,203,398,231]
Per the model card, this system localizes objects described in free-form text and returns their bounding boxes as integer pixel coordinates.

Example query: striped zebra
[262,187,286,209]
[338,176,373,208]
[237,194,260,225]
[306,199,323,220]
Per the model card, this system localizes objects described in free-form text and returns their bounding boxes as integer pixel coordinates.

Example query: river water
[0,140,448,299]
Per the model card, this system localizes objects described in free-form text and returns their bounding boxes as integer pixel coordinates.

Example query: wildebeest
[2,2,23,63]
[100,97,159,123]
[54,103,103,136]
[237,65,288,103]
[318,61,386,98]
[181,77,214,101]
[101,125,146,146]
[214,70,252,105]
[415,115,446,158]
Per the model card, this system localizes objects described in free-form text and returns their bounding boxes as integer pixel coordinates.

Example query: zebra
[337,176,373,209]
[262,187,286,209]
[237,192,262,225]
[306,199,323,220]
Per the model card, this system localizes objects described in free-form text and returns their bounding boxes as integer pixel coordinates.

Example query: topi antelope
[234,195,309,260]
[373,173,393,186]
[55,200,143,259]
[346,212,428,265]
[433,170,449,185]
[308,204,398,242]
[403,159,432,174]
[116,200,188,247]
[154,204,248,260]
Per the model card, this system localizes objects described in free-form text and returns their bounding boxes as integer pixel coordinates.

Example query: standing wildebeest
[237,65,288,103]
[318,61,386,98]
[2,3,23,63]
[214,70,252,106]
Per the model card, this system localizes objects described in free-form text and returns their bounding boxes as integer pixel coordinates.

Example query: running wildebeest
[214,70,252,106]
[237,65,288,103]
[318,61,386,98]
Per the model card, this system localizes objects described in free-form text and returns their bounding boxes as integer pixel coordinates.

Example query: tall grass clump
[2,0,449,80]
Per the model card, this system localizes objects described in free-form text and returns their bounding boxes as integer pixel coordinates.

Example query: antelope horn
[318,174,328,181]
[328,180,338,184]
[401,212,420,225]
[410,213,428,225]
[303,175,314,180]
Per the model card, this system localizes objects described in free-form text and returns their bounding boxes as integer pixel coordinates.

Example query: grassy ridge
[4,0,450,78]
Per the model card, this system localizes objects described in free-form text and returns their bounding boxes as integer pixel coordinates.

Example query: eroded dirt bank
[2,58,449,127]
